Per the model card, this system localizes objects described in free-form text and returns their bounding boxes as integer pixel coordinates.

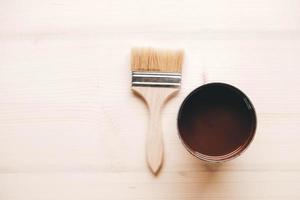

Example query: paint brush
[131,48,183,174]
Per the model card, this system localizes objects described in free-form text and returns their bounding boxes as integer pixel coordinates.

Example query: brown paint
[177,83,256,162]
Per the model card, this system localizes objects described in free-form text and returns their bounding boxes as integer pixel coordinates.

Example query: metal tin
[177,83,257,162]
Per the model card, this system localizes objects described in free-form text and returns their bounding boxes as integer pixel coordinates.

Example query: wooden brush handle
[147,100,164,174]
[132,87,179,174]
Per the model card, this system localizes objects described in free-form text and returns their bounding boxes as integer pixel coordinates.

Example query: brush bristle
[131,48,183,73]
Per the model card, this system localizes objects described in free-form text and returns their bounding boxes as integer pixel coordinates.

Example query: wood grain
[1,0,300,199]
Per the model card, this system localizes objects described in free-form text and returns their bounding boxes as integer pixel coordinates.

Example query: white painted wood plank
[0,0,300,199]
[1,0,300,33]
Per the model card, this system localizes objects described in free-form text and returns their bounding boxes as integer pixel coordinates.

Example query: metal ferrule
[132,71,181,88]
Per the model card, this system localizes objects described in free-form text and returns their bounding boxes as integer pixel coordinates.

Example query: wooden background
[1,0,300,199]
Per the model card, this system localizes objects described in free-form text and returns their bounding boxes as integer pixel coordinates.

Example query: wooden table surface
[1,0,300,199]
